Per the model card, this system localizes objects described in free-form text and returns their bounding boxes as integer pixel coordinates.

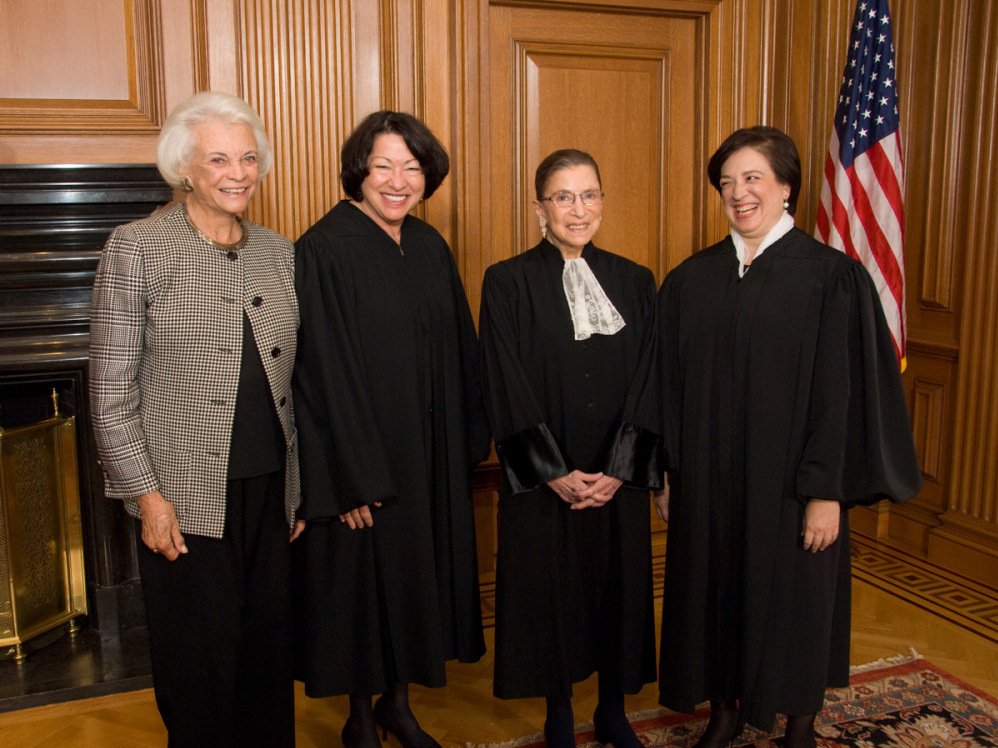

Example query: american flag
[815,0,907,368]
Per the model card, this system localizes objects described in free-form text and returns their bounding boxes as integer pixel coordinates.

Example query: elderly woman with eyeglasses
[479,149,663,748]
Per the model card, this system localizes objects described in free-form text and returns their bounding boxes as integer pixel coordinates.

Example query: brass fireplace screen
[0,391,87,660]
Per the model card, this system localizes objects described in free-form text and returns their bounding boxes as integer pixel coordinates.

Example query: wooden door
[482,3,704,288]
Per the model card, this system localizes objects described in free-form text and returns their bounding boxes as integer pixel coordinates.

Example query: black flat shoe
[592,704,642,748]
[341,714,383,748]
[692,705,745,748]
[543,719,576,748]
[783,713,817,748]
[372,695,441,748]
[543,696,575,748]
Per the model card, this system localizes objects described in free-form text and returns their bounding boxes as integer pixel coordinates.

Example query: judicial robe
[657,228,922,729]
[480,239,663,699]
[292,200,490,696]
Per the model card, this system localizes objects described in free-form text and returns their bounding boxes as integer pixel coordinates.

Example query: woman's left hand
[572,474,624,509]
[802,498,841,552]
[289,519,306,542]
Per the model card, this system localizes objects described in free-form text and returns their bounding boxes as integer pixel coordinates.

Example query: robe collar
[731,211,795,277]
[536,237,597,263]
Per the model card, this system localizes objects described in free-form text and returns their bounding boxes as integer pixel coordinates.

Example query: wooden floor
[1,577,996,748]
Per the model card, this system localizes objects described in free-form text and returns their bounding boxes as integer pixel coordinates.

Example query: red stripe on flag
[816,158,832,241]
[824,152,861,262]
[866,140,905,238]
[845,164,905,310]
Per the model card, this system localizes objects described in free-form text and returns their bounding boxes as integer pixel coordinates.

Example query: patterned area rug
[483,655,998,748]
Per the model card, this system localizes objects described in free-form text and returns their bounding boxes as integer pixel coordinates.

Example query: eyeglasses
[540,190,604,208]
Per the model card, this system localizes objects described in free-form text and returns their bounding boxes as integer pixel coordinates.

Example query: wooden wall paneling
[234,0,451,240]
[891,0,963,551]
[160,0,202,106]
[452,0,490,296]
[782,0,852,231]
[412,0,461,253]
[0,0,241,166]
[381,0,420,116]
[901,1,965,322]
[483,1,730,290]
[931,0,998,585]
[688,0,782,255]
[0,0,172,164]
[0,0,164,127]
[237,0,371,239]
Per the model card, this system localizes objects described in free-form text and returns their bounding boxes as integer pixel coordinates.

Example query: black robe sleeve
[479,262,573,493]
[595,265,664,489]
[657,270,684,476]
[797,260,922,506]
[446,249,492,469]
[292,231,398,518]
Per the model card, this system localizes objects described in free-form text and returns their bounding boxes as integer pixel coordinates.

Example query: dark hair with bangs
[707,126,801,215]
[534,149,602,200]
[340,110,450,201]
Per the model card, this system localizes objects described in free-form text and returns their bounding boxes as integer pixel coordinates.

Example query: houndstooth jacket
[89,203,301,538]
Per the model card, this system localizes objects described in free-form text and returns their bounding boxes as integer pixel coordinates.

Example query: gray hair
[156,92,273,190]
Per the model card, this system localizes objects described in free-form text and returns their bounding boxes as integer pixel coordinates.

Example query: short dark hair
[707,126,801,215]
[535,149,602,200]
[340,110,450,201]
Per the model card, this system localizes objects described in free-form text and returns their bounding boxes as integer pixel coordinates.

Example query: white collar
[731,211,795,277]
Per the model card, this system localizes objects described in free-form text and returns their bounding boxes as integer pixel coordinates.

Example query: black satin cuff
[599,422,665,490]
[495,424,572,494]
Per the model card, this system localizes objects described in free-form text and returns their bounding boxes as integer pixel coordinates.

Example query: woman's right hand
[137,490,187,560]
[547,470,605,508]
[652,481,670,522]
[339,502,382,529]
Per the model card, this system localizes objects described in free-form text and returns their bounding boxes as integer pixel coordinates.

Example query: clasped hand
[547,470,623,510]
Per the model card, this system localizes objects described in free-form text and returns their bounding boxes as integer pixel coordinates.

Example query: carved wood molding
[949,1,998,533]
[903,1,966,313]
[0,0,166,134]
[237,0,360,238]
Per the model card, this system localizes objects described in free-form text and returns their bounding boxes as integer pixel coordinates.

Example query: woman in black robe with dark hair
[656,126,922,748]
[292,110,490,748]
[480,149,662,748]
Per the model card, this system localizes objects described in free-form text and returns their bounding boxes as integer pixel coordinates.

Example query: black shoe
[372,695,441,748]
[783,713,817,748]
[341,714,383,748]
[544,697,575,748]
[692,701,744,748]
[592,704,642,748]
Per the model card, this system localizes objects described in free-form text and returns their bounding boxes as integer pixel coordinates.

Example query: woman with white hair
[90,91,303,747]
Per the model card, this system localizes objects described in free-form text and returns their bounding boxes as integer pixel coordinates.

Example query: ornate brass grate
[0,390,86,661]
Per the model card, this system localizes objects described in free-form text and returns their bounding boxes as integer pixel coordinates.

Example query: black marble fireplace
[0,164,174,710]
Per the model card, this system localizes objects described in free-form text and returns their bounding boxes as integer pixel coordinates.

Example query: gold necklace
[182,204,248,252]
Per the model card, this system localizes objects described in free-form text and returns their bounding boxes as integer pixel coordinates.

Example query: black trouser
[136,471,295,748]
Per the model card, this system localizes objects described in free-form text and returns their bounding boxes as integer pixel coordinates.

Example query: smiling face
[355,132,426,238]
[184,119,260,224]
[534,164,602,259]
[718,146,791,249]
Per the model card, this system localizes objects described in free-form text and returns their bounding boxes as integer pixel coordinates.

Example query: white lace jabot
[562,257,626,341]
